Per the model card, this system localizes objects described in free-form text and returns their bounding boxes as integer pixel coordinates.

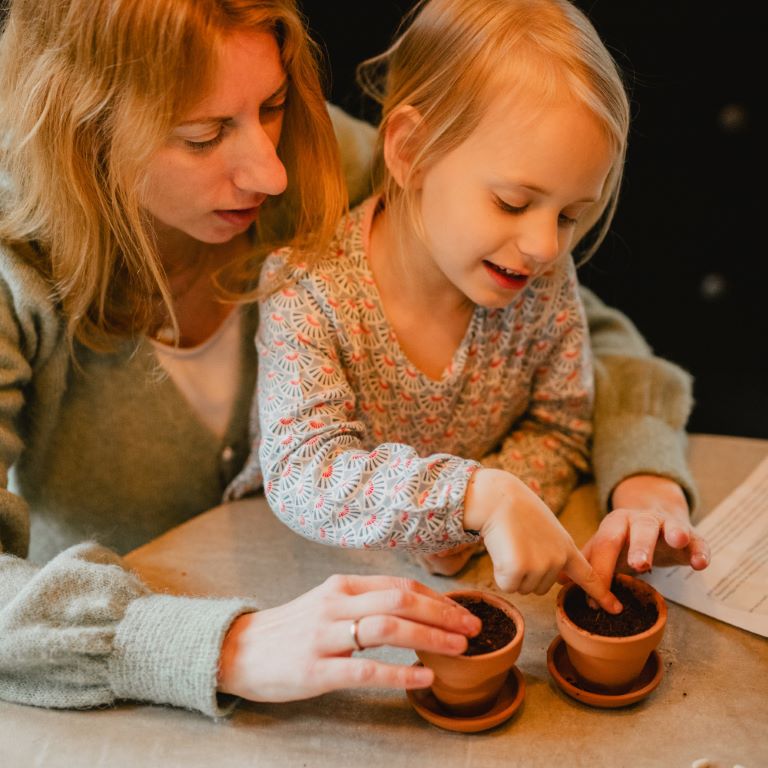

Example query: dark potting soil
[564,580,659,636]
[453,596,517,656]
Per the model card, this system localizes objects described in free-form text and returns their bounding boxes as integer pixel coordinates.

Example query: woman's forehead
[181,29,285,120]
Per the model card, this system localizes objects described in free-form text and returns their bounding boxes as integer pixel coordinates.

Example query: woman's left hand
[580,474,710,589]
[216,574,481,703]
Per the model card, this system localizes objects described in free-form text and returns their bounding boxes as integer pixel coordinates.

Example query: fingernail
[463,615,482,634]
[629,550,648,568]
[412,667,433,687]
[450,633,469,652]
[610,597,623,614]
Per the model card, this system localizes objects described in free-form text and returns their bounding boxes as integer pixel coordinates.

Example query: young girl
[230,0,640,609]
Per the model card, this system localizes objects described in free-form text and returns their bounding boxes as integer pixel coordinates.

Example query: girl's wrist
[462,468,489,532]
[462,468,520,533]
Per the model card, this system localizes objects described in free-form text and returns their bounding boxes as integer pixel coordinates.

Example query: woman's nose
[231,125,288,196]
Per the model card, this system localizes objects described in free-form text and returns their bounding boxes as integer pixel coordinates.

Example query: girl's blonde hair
[358,0,630,263]
[0,0,346,349]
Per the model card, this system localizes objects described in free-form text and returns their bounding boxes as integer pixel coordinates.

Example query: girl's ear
[382,105,425,189]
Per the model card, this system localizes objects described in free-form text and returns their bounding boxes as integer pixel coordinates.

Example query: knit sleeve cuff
[592,413,699,514]
[108,593,257,717]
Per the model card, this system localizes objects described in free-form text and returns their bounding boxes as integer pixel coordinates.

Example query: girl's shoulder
[260,203,372,299]
[314,201,370,272]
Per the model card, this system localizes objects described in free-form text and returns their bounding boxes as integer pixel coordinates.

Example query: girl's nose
[518,213,561,266]
[231,125,288,196]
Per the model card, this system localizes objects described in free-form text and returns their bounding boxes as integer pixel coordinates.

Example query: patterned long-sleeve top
[229,199,594,552]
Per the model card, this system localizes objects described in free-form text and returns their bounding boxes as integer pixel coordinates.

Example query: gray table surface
[1,434,766,768]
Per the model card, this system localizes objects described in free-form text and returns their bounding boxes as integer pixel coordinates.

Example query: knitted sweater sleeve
[0,245,256,716]
[580,286,698,512]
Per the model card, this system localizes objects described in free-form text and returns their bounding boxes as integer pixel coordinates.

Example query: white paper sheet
[644,454,768,638]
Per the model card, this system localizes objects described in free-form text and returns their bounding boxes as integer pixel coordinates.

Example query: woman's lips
[214,206,262,227]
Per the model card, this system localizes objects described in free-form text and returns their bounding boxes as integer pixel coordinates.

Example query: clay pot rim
[556,573,667,642]
[446,588,525,660]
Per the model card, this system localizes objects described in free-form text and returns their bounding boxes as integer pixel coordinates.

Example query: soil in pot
[453,596,517,655]
[564,579,659,636]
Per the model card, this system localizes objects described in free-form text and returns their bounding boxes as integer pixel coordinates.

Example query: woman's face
[142,29,288,252]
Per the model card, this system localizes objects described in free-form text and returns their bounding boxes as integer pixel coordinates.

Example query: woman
[0,0,705,717]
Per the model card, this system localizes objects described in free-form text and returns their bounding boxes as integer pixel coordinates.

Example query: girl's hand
[582,474,710,589]
[415,542,485,576]
[217,574,481,702]
[463,469,622,612]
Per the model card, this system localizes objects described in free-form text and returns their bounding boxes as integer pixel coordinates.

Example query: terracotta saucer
[546,635,663,708]
[406,663,525,733]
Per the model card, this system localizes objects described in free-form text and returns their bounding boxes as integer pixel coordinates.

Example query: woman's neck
[154,231,250,348]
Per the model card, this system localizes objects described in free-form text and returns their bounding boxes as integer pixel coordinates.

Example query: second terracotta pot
[416,589,525,717]
[555,573,667,692]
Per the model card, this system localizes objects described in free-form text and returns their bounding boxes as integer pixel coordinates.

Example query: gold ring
[350,619,364,652]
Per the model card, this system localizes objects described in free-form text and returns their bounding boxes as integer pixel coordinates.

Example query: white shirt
[151,307,241,439]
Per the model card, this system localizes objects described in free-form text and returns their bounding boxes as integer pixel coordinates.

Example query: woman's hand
[217,574,481,702]
[463,468,622,612]
[582,474,710,588]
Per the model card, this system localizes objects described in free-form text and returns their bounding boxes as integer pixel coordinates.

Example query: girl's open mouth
[483,260,529,290]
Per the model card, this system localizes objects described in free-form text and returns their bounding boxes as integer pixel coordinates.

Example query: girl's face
[142,29,288,252]
[414,93,613,309]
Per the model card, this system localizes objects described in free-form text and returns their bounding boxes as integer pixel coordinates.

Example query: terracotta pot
[555,573,667,692]
[416,589,525,717]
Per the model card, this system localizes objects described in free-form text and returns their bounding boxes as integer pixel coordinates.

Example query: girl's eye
[495,196,528,214]
[496,194,582,227]
[184,131,225,153]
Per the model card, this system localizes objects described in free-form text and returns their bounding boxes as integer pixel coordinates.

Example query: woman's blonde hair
[0,0,346,348]
[357,0,630,263]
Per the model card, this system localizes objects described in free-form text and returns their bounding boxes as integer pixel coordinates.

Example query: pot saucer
[406,663,525,733]
[546,635,663,708]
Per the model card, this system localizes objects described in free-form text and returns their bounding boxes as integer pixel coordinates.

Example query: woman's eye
[184,132,225,153]
[261,100,287,119]
[558,213,579,227]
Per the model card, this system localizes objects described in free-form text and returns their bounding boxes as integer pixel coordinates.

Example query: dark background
[298,0,766,439]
